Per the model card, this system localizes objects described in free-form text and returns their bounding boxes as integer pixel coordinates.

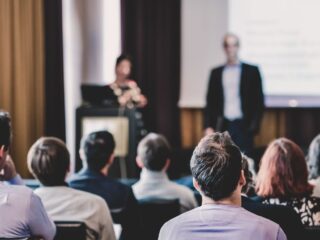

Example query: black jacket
[204,63,265,134]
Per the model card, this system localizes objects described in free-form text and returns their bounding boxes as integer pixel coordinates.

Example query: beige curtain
[0,0,45,177]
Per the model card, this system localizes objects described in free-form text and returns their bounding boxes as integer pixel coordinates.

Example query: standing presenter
[204,33,265,155]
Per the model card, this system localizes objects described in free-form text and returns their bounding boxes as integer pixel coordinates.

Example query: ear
[162,159,170,171]
[239,170,246,187]
[136,156,144,169]
[193,178,201,193]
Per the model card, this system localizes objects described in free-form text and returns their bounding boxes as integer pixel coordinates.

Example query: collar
[140,168,169,182]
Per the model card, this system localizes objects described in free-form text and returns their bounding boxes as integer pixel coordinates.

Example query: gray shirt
[159,203,287,240]
[133,169,198,212]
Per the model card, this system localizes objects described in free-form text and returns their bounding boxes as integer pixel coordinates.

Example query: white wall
[179,0,228,108]
[62,0,121,171]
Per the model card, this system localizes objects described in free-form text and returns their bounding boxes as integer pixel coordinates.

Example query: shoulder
[241,62,260,71]
[240,207,282,230]
[168,181,195,196]
[1,184,33,198]
[162,207,200,227]
[210,65,224,74]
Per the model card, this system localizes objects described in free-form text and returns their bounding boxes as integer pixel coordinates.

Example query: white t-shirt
[35,186,116,240]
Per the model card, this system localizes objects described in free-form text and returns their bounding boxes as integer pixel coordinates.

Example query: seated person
[0,111,55,239]
[68,131,142,240]
[256,138,320,227]
[307,134,320,197]
[27,137,116,240]
[159,132,286,240]
[132,133,197,212]
[241,155,304,240]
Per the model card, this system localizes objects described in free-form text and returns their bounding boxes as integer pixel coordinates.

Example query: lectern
[76,106,139,178]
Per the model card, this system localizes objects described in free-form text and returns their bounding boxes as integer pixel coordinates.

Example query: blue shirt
[159,203,287,240]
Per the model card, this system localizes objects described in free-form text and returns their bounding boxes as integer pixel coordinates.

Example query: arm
[277,226,288,240]
[249,67,265,134]
[204,70,217,131]
[28,193,56,240]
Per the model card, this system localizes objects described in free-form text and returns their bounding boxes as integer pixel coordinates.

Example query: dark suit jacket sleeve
[248,66,265,134]
[204,69,218,129]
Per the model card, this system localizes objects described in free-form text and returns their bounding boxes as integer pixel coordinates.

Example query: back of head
[190,132,242,201]
[0,111,12,150]
[307,134,320,179]
[80,130,115,171]
[256,138,312,198]
[137,133,171,171]
[28,137,70,186]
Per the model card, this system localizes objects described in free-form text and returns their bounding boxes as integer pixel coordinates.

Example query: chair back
[305,226,320,240]
[54,221,87,240]
[138,198,180,240]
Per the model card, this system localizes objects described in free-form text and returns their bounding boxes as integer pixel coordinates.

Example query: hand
[0,155,17,181]
[204,127,215,136]
[137,94,148,108]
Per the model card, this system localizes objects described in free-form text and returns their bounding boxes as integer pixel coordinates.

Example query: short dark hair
[116,54,133,67]
[0,111,12,151]
[80,130,115,171]
[27,137,70,186]
[137,133,171,171]
[191,132,242,201]
[307,134,320,179]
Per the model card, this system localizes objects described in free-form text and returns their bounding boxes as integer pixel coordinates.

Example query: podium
[76,106,140,178]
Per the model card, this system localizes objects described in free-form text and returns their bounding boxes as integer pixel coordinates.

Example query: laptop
[81,84,117,106]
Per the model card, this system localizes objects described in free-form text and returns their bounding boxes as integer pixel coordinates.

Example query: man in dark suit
[68,130,143,240]
[204,33,264,155]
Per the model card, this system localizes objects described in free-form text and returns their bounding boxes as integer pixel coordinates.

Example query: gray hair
[307,134,320,179]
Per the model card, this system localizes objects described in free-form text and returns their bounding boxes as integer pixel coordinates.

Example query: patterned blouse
[262,196,320,226]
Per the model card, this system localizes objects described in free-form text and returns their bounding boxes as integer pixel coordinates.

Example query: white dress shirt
[34,186,116,240]
[0,184,56,239]
[222,63,243,120]
[133,169,198,213]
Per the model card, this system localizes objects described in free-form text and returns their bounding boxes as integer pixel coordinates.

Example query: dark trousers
[224,119,253,157]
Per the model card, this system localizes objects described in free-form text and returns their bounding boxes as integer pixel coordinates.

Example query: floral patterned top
[262,196,320,226]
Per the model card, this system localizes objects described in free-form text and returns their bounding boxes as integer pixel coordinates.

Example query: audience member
[0,111,56,239]
[68,130,142,240]
[307,134,320,197]
[256,138,320,226]
[132,133,197,213]
[241,155,305,240]
[159,132,286,240]
[28,137,116,240]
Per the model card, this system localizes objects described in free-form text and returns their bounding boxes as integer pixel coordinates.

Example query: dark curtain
[43,0,66,141]
[285,109,320,149]
[121,0,181,147]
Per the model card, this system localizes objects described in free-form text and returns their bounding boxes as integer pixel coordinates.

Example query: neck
[100,165,109,176]
[115,77,126,84]
[227,58,239,65]
[202,191,241,207]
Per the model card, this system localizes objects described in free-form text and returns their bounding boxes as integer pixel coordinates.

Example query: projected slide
[230,0,320,107]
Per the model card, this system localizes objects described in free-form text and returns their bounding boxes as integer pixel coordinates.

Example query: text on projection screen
[229,0,320,104]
